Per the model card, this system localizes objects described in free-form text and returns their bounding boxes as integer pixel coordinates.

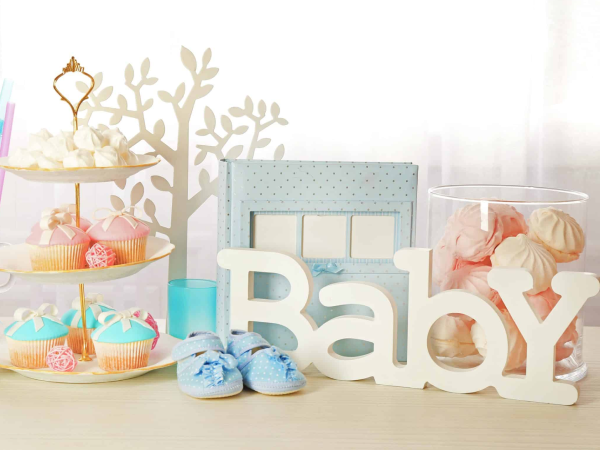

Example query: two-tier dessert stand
[0,57,178,383]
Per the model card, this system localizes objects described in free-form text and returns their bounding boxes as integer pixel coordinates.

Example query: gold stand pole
[75,183,91,361]
[53,57,95,362]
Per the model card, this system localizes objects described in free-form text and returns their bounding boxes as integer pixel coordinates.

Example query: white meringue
[63,149,95,168]
[74,126,106,151]
[491,234,557,294]
[471,309,527,370]
[94,146,125,167]
[28,128,53,151]
[470,322,487,358]
[61,130,75,148]
[8,148,39,168]
[122,150,141,165]
[102,128,129,157]
[41,132,75,162]
[36,154,63,169]
[429,315,477,358]
[527,207,585,263]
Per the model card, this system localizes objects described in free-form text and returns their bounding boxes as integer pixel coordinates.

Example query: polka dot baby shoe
[227,330,306,395]
[171,331,243,399]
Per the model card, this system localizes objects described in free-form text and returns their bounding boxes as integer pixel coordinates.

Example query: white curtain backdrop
[1,0,600,321]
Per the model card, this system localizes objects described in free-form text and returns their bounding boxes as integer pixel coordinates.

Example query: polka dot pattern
[172,331,243,399]
[227,330,306,394]
[217,161,418,363]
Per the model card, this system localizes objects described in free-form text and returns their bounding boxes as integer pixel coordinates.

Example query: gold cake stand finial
[53,56,95,134]
[53,56,95,362]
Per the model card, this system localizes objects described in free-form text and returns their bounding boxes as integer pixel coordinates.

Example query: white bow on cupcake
[68,293,113,328]
[93,307,154,338]
[39,210,76,245]
[42,204,77,217]
[5,303,63,337]
[93,206,142,231]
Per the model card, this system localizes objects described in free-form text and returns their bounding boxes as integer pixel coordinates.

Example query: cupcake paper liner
[66,326,96,355]
[28,243,89,271]
[93,237,147,265]
[6,336,66,369]
[94,339,153,371]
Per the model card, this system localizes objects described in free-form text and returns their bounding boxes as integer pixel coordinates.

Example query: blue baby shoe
[227,330,306,395]
[172,331,243,399]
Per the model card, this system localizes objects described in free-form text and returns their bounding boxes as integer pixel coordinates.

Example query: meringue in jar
[527,207,585,263]
[429,185,588,381]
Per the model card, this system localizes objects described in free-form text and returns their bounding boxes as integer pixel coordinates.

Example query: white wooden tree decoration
[217,247,600,406]
[79,46,288,279]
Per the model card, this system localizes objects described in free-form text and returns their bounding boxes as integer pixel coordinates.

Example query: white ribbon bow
[41,204,76,217]
[5,303,62,337]
[69,293,113,328]
[59,204,77,215]
[93,207,141,232]
[93,307,154,339]
[39,210,76,245]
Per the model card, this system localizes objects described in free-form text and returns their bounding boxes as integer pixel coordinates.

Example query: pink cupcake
[87,208,150,265]
[26,211,90,271]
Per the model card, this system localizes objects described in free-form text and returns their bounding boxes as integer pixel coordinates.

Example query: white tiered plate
[0,155,159,183]
[0,236,174,284]
[0,320,179,383]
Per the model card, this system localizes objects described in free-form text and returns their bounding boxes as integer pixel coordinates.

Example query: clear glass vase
[428,185,588,381]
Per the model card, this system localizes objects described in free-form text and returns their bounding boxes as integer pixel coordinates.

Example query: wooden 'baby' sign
[217,247,600,405]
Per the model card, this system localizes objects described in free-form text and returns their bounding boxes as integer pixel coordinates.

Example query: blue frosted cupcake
[61,294,115,355]
[92,308,157,371]
[4,304,68,368]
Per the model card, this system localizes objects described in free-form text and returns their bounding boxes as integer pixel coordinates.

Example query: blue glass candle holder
[168,279,217,339]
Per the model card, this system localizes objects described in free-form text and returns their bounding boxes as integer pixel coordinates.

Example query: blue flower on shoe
[265,347,301,381]
[227,330,307,395]
[192,351,238,388]
[172,331,243,399]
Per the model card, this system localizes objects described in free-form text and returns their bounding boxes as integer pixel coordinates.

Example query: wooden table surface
[2,328,600,449]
